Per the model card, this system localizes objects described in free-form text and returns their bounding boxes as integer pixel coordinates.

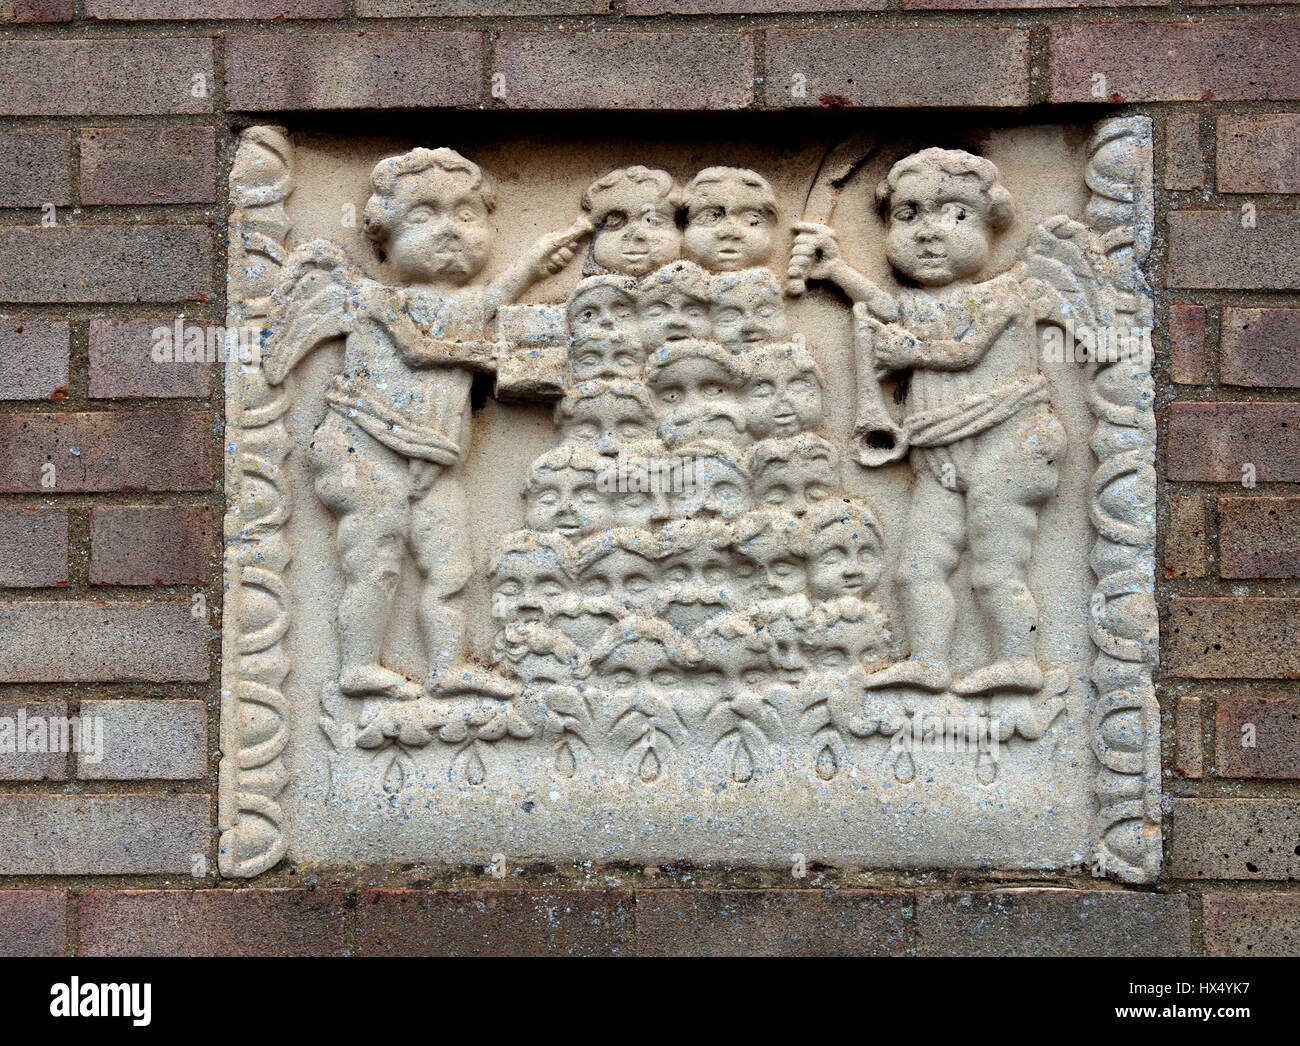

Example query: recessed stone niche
[219,115,1159,881]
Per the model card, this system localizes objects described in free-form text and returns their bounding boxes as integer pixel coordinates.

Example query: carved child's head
[590,616,689,700]
[565,275,642,382]
[733,510,805,599]
[363,147,496,286]
[682,167,778,272]
[748,433,839,515]
[556,380,656,456]
[646,339,748,446]
[656,518,736,632]
[799,596,891,671]
[594,439,676,530]
[744,342,825,440]
[581,166,682,277]
[523,444,610,537]
[799,499,885,602]
[711,268,788,346]
[488,530,575,624]
[670,441,750,520]
[493,621,588,689]
[692,612,775,703]
[575,528,661,612]
[876,147,1015,287]
[636,261,713,352]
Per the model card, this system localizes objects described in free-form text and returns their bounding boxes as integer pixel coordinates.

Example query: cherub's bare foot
[862,659,951,692]
[952,658,1043,696]
[339,664,421,700]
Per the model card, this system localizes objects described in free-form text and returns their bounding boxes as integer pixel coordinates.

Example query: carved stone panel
[220,119,1158,881]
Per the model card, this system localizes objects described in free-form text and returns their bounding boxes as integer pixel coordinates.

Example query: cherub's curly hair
[362,147,497,245]
[875,148,1014,230]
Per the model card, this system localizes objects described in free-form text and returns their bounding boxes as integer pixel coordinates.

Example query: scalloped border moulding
[218,117,1159,882]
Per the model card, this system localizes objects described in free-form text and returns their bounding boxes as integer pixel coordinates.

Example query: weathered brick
[356,889,629,956]
[1168,211,1300,290]
[89,318,210,399]
[494,32,753,110]
[1216,114,1300,194]
[766,28,1029,109]
[1220,308,1300,389]
[0,601,209,683]
[0,508,67,587]
[225,32,482,111]
[630,0,880,12]
[362,0,610,11]
[0,794,208,874]
[86,0,344,17]
[1215,695,1300,779]
[916,890,1190,957]
[0,891,65,957]
[1050,23,1300,103]
[0,411,212,493]
[1163,494,1205,579]
[78,889,347,957]
[1203,893,1300,956]
[1174,696,1202,779]
[80,126,216,206]
[1167,304,1206,385]
[78,699,206,780]
[0,700,68,781]
[1166,598,1300,680]
[0,319,69,400]
[0,226,212,304]
[635,888,910,956]
[0,39,214,116]
[1165,403,1300,483]
[1164,112,1203,191]
[0,0,73,21]
[90,505,210,586]
[0,130,69,207]
[1219,497,1300,579]
[1170,799,1300,879]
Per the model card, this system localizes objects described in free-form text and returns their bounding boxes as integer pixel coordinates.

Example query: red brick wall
[0,2,1297,957]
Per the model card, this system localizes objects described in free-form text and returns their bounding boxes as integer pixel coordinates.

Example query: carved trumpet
[851,312,909,468]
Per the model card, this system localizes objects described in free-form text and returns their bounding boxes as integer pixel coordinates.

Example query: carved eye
[694,207,723,227]
[645,303,668,319]
[578,308,598,325]
[715,308,741,326]
[772,560,798,578]
[684,304,707,320]
[788,376,813,391]
[613,304,634,321]
[614,353,638,369]
[660,389,682,405]
[750,381,774,399]
[703,382,727,398]
[763,485,790,505]
[651,670,679,688]
[580,488,601,504]
[697,669,724,693]
[741,668,767,686]
[820,549,845,566]
[405,206,433,224]
[572,423,600,441]
[742,210,766,227]
[611,668,635,687]
[457,207,479,223]
[893,204,917,223]
[819,649,848,668]
[537,580,564,599]
[665,565,689,583]
[625,573,651,594]
[536,490,560,506]
[603,211,628,231]
[711,482,741,504]
[578,353,602,368]
[495,580,522,598]
[619,421,648,438]
[806,484,829,501]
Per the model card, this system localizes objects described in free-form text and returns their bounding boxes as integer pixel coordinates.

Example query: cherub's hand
[868,321,920,371]
[525,216,595,278]
[789,221,843,284]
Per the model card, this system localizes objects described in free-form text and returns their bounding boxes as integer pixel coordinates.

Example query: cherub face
[639,288,711,352]
[745,548,806,598]
[684,182,775,272]
[883,171,993,287]
[672,455,748,520]
[589,184,681,277]
[807,520,883,600]
[712,282,788,345]
[696,644,772,703]
[385,169,492,285]
[598,639,681,694]
[754,453,837,514]
[490,554,569,622]
[579,548,657,610]
[525,467,607,536]
[746,366,823,439]
[653,357,745,445]
[801,618,873,671]
[564,395,655,455]
[603,484,668,530]
[661,545,732,589]
[567,285,642,381]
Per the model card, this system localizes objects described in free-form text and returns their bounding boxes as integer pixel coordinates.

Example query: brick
[356,889,629,956]
[630,0,881,12]
[0,411,212,493]
[1050,23,1300,103]
[916,890,1190,957]
[1216,114,1300,194]
[0,508,67,587]
[0,700,68,781]
[89,318,210,399]
[1174,696,1202,779]
[904,0,1156,6]
[362,0,610,11]
[78,699,206,780]
[1220,308,1300,389]
[0,39,213,116]
[635,888,909,956]
[1165,403,1300,483]
[0,226,211,304]
[1167,304,1206,385]
[1164,112,1203,191]
[0,891,65,957]
[78,889,347,956]
[1166,598,1300,680]
[1219,497,1300,579]
[1215,695,1300,779]
[80,126,216,206]
[90,505,210,586]
[0,601,209,683]
[1203,893,1300,956]
[0,130,69,207]
[225,32,482,111]
[0,319,69,400]
[1168,211,1300,290]
[86,0,343,16]
[1163,494,1205,579]
[0,794,207,874]
[1170,799,1300,879]
[0,0,73,21]
[494,32,753,111]
[766,28,1029,109]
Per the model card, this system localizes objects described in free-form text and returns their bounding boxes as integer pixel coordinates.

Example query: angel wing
[1016,214,1121,339]
[261,240,366,387]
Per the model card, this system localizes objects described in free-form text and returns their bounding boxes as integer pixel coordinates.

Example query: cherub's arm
[482,217,594,318]
[789,222,900,321]
[868,289,1018,372]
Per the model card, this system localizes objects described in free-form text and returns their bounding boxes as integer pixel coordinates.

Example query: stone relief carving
[220,118,1158,881]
